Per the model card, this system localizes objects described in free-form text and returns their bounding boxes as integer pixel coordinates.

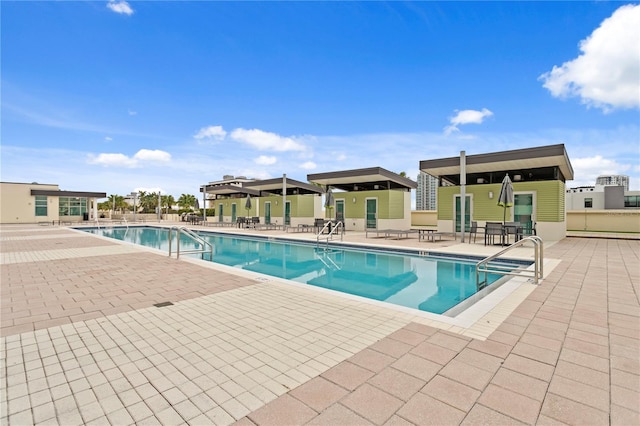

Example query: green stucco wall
[334,190,406,219]
[257,194,316,218]
[437,181,566,222]
[215,195,317,219]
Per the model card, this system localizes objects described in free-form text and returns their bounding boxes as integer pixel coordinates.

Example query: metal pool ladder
[168,226,213,259]
[316,220,344,248]
[476,236,544,287]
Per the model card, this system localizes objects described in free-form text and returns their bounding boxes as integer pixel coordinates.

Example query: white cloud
[444,108,493,135]
[254,155,277,165]
[104,136,112,141]
[230,128,306,152]
[539,4,640,112]
[88,153,137,168]
[88,149,171,168]
[134,149,171,162]
[194,125,227,141]
[571,155,631,187]
[300,161,317,170]
[128,109,137,116]
[107,1,134,16]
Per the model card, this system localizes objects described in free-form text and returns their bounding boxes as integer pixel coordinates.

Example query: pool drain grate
[154,301,174,308]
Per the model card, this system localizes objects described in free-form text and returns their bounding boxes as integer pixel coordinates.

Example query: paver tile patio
[2,225,639,425]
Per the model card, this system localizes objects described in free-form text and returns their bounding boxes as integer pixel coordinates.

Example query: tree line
[98,192,200,214]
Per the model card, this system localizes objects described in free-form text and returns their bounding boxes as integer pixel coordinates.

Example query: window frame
[35,196,48,217]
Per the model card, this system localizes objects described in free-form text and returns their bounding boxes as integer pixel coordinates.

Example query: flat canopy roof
[307,167,417,191]
[31,190,107,198]
[419,144,574,184]
[244,177,324,195]
[200,184,260,197]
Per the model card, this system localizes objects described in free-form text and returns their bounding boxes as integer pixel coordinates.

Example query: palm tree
[178,194,197,211]
[113,195,127,213]
[138,191,161,213]
[101,194,127,215]
[161,195,176,215]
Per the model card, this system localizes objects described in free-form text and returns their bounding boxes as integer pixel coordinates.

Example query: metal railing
[94,218,128,230]
[476,236,544,287]
[168,226,213,259]
[315,248,342,270]
[316,220,344,247]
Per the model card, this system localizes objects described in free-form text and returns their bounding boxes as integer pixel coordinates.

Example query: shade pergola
[419,144,574,185]
[307,167,417,191]
[200,184,260,198]
[243,177,324,196]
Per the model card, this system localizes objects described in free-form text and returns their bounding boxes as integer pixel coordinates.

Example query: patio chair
[520,222,537,238]
[484,222,504,246]
[467,221,478,243]
[314,218,327,233]
[503,222,521,244]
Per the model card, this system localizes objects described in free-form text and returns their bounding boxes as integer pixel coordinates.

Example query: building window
[584,198,593,208]
[35,196,48,216]
[59,197,87,216]
[625,196,639,208]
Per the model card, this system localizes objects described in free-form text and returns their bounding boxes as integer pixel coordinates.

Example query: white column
[282,174,287,226]
[460,151,466,243]
[202,186,207,223]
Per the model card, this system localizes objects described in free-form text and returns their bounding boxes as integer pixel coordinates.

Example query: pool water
[84,226,524,315]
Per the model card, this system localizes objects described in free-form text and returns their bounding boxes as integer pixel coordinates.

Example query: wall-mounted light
[488,191,494,199]
[275,200,278,205]
[352,197,356,203]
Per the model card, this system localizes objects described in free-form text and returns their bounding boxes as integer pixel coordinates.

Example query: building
[419,144,574,241]
[416,171,438,210]
[566,184,640,210]
[0,182,106,224]
[307,167,417,231]
[595,174,629,191]
[200,175,324,226]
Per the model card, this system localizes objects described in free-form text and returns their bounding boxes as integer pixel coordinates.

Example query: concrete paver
[1,223,639,425]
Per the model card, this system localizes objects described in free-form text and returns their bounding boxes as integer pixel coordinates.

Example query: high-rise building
[416,171,438,210]
[595,175,629,191]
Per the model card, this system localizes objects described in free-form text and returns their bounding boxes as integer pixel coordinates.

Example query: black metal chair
[484,222,504,246]
[503,222,521,244]
[520,222,537,238]
[468,221,478,243]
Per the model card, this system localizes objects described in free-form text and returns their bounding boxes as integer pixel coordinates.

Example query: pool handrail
[476,236,543,287]
[316,220,344,247]
[169,226,213,259]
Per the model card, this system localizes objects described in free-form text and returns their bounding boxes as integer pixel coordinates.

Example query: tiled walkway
[1,224,638,425]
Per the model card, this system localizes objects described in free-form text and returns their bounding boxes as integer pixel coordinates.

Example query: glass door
[335,200,345,223]
[455,195,471,232]
[231,203,237,223]
[366,199,377,229]
[284,201,291,226]
[265,202,271,224]
[218,204,224,222]
[514,193,534,233]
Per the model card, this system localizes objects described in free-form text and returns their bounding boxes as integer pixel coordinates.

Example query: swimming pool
[83,226,528,316]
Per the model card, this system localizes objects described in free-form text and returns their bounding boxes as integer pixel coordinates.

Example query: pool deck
[1,222,638,425]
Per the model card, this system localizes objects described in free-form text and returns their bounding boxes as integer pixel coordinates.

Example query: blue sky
[2,1,639,200]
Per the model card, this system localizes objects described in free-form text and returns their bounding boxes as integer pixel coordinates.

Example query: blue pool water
[83,226,525,315]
